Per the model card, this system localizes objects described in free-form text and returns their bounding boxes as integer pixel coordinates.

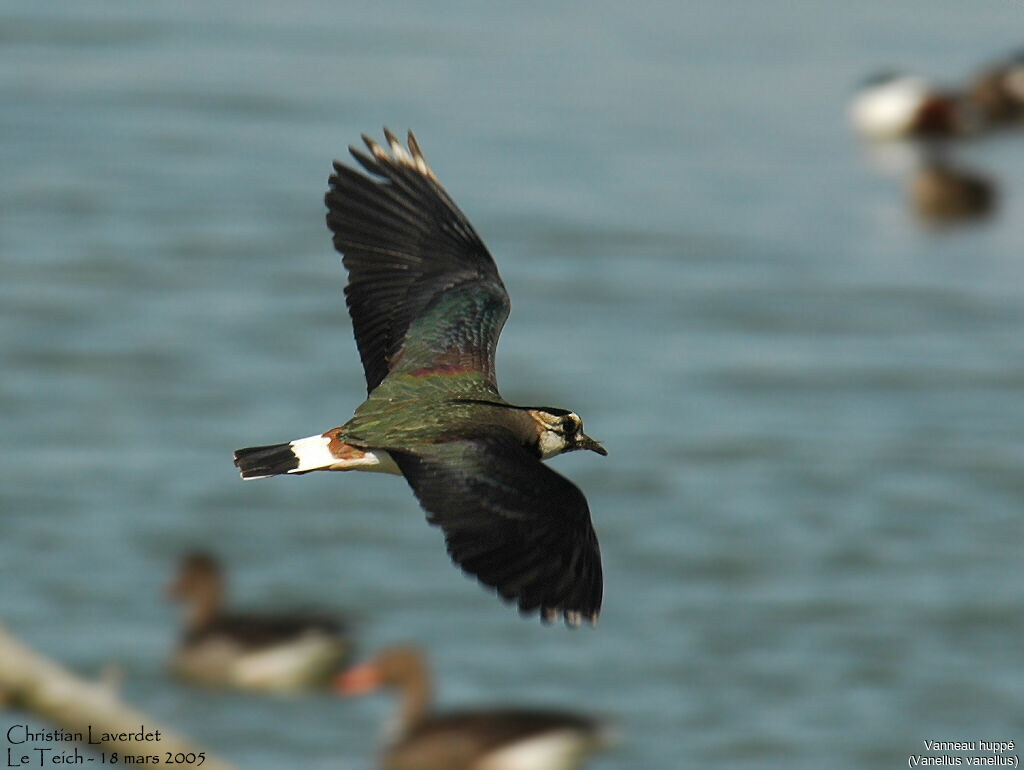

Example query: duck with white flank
[167,552,353,692]
[233,130,606,627]
[848,71,978,141]
[336,646,611,770]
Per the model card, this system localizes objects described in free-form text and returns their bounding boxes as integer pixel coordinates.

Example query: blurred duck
[336,646,611,770]
[969,49,1024,126]
[849,71,978,141]
[167,551,353,693]
[908,158,997,223]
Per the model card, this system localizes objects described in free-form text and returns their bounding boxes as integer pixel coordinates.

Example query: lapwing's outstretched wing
[326,129,510,394]
[390,436,603,627]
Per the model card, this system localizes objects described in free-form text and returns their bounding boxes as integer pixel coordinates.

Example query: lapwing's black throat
[234,129,606,627]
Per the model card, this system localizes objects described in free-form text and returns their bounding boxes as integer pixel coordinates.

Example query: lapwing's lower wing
[326,130,510,394]
[390,436,603,627]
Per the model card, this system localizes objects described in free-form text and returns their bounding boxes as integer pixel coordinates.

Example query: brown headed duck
[167,551,353,693]
[335,646,611,770]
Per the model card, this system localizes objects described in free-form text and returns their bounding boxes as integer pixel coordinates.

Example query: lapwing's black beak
[579,433,608,456]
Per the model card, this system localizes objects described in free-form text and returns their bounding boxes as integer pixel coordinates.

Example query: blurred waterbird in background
[167,552,353,692]
[335,645,612,770]
[968,48,1024,127]
[908,157,996,223]
[848,71,978,141]
[848,50,1024,143]
[848,48,1024,224]
[234,130,607,627]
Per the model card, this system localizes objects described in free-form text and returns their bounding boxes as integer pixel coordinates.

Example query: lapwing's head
[528,408,608,460]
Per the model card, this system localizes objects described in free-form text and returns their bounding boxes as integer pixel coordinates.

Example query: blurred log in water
[0,624,236,770]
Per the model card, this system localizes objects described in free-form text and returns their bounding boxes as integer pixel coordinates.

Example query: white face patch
[530,410,582,460]
[537,429,570,460]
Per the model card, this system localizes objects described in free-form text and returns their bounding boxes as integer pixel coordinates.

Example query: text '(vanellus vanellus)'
[234,130,607,627]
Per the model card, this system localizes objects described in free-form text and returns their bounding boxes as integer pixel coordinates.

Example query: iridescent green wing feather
[326,130,510,395]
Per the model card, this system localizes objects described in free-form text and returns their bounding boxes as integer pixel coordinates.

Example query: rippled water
[3,2,1024,768]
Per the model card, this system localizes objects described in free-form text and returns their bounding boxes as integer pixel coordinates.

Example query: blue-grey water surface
[3,2,1024,768]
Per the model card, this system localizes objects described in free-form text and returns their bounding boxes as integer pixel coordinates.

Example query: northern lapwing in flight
[234,129,607,627]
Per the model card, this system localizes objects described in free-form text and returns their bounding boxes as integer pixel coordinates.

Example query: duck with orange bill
[335,646,613,770]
